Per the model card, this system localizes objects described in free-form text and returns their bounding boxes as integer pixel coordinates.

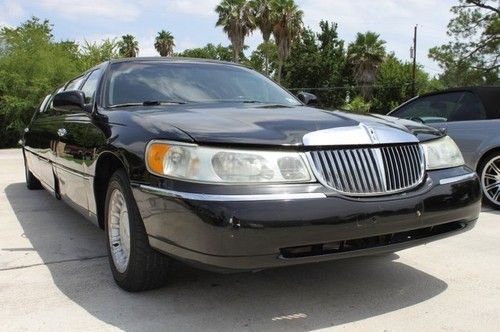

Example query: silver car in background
[389,86,500,209]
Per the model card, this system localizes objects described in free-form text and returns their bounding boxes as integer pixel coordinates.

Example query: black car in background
[22,58,481,291]
[389,86,500,209]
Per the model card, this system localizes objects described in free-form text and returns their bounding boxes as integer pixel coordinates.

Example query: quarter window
[80,69,102,104]
[447,92,486,121]
[393,91,486,123]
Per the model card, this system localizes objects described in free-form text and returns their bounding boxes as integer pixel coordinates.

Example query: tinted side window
[80,69,102,104]
[43,86,65,116]
[477,88,499,119]
[393,93,463,123]
[447,91,486,122]
[65,75,85,91]
[38,95,51,113]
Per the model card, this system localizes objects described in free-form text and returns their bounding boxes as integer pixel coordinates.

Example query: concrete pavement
[1,149,499,331]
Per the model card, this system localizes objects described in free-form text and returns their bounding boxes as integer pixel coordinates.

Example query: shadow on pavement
[5,182,448,331]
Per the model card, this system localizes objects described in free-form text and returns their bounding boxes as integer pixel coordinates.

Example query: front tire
[479,153,500,210]
[105,169,170,291]
[24,154,43,190]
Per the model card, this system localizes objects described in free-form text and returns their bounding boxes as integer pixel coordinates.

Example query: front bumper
[132,167,481,271]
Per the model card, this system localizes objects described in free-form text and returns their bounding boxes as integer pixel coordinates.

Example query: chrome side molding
[137,185,327,202]
[439,173,477,185]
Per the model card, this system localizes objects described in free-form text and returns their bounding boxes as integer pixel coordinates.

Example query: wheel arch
[93,151,128,229]
[476,146,500,173]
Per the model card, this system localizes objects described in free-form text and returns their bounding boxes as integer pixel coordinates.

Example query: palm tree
[251,0,273,42]
[270,0,303,83]
[215,0,256,63]
[348,31,386,101]
[251,0,273,75]
[118,34,139,58]
[154,30,175,57]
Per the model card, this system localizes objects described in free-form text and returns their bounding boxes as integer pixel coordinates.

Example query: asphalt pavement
[1,148,499,331]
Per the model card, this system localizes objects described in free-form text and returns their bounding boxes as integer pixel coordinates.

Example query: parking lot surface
[1,149,499,331]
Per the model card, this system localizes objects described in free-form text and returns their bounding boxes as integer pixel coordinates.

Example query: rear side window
[393,91,486,123]
[478,88,500,119]
[37,86,64,117]
[65,75,85,91]
[38,95,51,113]
[447,91,486,122]
[80,69,102,104]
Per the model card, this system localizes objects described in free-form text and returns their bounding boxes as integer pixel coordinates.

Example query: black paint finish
[22,58,480,271]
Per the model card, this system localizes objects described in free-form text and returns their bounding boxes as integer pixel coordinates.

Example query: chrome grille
[308,144,425,196]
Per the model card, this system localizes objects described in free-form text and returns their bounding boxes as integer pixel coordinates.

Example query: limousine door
[24,92,63,193]
[53,69,102,216]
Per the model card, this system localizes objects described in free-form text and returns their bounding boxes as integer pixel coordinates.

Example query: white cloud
[165,0,218,17]
[38,0,140,21]
[137,33,159,56]
[0,0,24,27]
[175,36,198,52]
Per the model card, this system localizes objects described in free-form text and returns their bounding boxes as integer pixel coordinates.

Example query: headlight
[146,141,313,184]
[421,136,464,170]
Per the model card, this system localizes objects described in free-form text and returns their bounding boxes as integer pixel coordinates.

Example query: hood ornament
[364,124,380,144]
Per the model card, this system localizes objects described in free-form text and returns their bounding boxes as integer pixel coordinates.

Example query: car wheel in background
[105,169,170,291]
[479,153,500,210]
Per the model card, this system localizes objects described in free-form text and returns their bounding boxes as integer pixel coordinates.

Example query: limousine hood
[127,104,442,146]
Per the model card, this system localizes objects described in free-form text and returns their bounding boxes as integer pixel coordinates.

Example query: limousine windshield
[105,61,301,107]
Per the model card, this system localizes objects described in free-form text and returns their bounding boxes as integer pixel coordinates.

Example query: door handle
[57,128,67,137]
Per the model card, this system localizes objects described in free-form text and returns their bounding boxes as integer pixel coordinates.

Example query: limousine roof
[105,56,241,67]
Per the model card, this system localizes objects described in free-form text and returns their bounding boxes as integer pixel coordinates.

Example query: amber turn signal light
[146,143,170,175]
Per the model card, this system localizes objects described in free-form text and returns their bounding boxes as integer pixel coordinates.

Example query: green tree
[118,34,139,57]
[342,96,371,113]
[347,31,386,101]
[283,27,320,88]
[371,54,430,113]
[283,21,349,108]
[215,0,256,63]
[0,17,81,148]
[270,0,303,83]
[244,41,278,74]
[154,30,175,57]
[178,43,239,61]
[80,38,119,69]
[315,21,349,107]
[429,0,499,86]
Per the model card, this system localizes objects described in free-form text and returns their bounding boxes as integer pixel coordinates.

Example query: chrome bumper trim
[439,172,476,185]
[137,185,327,202]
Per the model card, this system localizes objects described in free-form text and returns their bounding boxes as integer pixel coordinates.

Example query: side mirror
[297,91,318,106]
[53,90,86,113]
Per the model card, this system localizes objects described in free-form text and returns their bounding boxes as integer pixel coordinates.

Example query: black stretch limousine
[22,58,481,291]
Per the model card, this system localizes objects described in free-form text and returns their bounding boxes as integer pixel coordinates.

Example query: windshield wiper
[142,100,186,106]
[108,100,186,108]
[218,99,299,106]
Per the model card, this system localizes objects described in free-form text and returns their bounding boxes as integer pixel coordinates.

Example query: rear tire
[24,155,43,190]
[478,153,500,210]
[105,169,170,291]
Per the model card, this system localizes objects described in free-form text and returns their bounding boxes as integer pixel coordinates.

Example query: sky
[0,0,457,75]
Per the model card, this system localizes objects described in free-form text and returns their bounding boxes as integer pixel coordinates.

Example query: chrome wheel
[108,189,131,273]
[481,155,500,207]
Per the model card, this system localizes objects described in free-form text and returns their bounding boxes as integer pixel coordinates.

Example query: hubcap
[108,189,131,273]
[482,156,500,207]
